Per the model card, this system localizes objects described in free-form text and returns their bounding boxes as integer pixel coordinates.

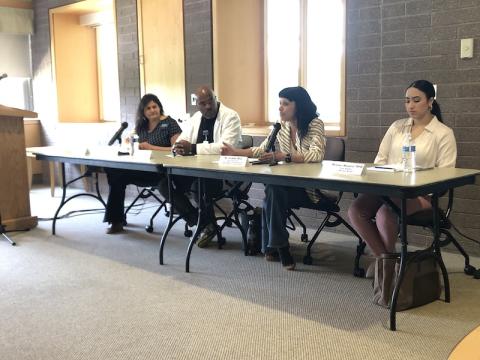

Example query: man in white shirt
[159,85,242,247]
[173,86,242,155]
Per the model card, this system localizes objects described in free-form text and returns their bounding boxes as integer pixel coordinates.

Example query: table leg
[51,163,106,235]
[159,171,177,265]
[185,178,207,273]
[389,197,408,331]
[432,193,450,302]
[52,163,67,235]
[49,161,56,197]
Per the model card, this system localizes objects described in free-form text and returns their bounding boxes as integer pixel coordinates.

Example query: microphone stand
[269,144,278,166]
[0,212,16,246]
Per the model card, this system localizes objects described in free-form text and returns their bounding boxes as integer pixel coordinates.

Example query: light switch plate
[461,38,474,59]
[191,94,197,106]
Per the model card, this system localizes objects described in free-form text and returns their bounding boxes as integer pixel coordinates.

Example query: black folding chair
[287,137,367,277]
[212,135,256,254]
[406,188,479,278]
[125,186,192,237]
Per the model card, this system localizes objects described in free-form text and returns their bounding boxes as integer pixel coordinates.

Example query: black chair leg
[330,217,366,277]
[474,269,480,279]
[145,201,166,233]
[439,229,476,276]
[125,188,150,215]
[303,215,329,265]
[354,241,367,278]
[288,210,308,242]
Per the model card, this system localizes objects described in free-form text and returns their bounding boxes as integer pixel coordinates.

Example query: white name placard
[218,156,249,166]
[322,160,365,176]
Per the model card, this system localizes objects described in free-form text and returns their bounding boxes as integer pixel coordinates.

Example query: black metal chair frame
[211,134,256,255]
[125,185,193,237]
[149,135,255,239]
[124,186,167,233]
[212,181,255,255]
[404,188,478,278]
[287,137,367,277]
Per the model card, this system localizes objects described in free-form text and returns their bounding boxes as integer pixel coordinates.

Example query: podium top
[0,104,37,118]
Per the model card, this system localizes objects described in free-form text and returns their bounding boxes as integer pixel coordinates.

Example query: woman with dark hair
[104,94,182,234]
[221,86,326,270]
[348,80,457,275]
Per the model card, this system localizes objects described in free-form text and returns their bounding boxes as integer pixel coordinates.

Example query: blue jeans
[262,184,313,252]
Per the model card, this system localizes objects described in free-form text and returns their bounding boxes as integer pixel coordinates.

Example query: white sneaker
[197,223,216,248]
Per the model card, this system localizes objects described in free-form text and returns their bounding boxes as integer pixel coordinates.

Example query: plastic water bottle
[402,133,416,172]
[129,132,139,155]
[409,137,416,171]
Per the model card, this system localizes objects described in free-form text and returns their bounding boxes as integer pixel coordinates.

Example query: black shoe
[184,211,198,227]
[278,246,296,271]
[106,222,124,234]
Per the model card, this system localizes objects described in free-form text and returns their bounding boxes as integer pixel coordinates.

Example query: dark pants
[103,168,164,224]
[262,185,313,252]
[158,175,223,222]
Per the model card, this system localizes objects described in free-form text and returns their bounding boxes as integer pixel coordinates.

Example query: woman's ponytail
[431,99,443,123]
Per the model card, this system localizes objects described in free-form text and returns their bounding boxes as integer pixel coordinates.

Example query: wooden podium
[0,104,38,231]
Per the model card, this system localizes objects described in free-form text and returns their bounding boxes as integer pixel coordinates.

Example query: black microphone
[0,73,7,81]
[265,123,281,153]
[108,122,128,146]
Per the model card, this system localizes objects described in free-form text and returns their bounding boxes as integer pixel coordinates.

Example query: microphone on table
[265,122,281,153]
[108,122,128,146]
[0,73,7,81]
[251,123,282,166]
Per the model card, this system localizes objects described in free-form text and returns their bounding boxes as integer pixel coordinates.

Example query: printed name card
[133,149,151,160]
[322,160,365,176]
[218,156,249,166]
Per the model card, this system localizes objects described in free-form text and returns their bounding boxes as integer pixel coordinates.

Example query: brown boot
[106,222,124,234]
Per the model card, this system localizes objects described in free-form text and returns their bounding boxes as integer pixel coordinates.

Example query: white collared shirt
[252,118,326,203]
[251,118,326,163]
[374,116,457,168]
[178,103,242,154]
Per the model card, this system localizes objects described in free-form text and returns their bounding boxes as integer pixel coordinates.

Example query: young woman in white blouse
[348,80,457,263]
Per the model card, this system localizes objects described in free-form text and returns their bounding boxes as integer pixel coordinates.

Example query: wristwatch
[285,153,292,163]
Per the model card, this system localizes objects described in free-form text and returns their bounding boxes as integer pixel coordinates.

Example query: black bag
[373,251,441,311]
[239,207,262,255]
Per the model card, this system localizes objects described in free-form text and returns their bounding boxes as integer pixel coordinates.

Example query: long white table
[30,146,164,234]
[155,153,479,331]
[31,147,480,331]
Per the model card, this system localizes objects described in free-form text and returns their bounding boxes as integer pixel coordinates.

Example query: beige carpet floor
[1,186,479,360]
